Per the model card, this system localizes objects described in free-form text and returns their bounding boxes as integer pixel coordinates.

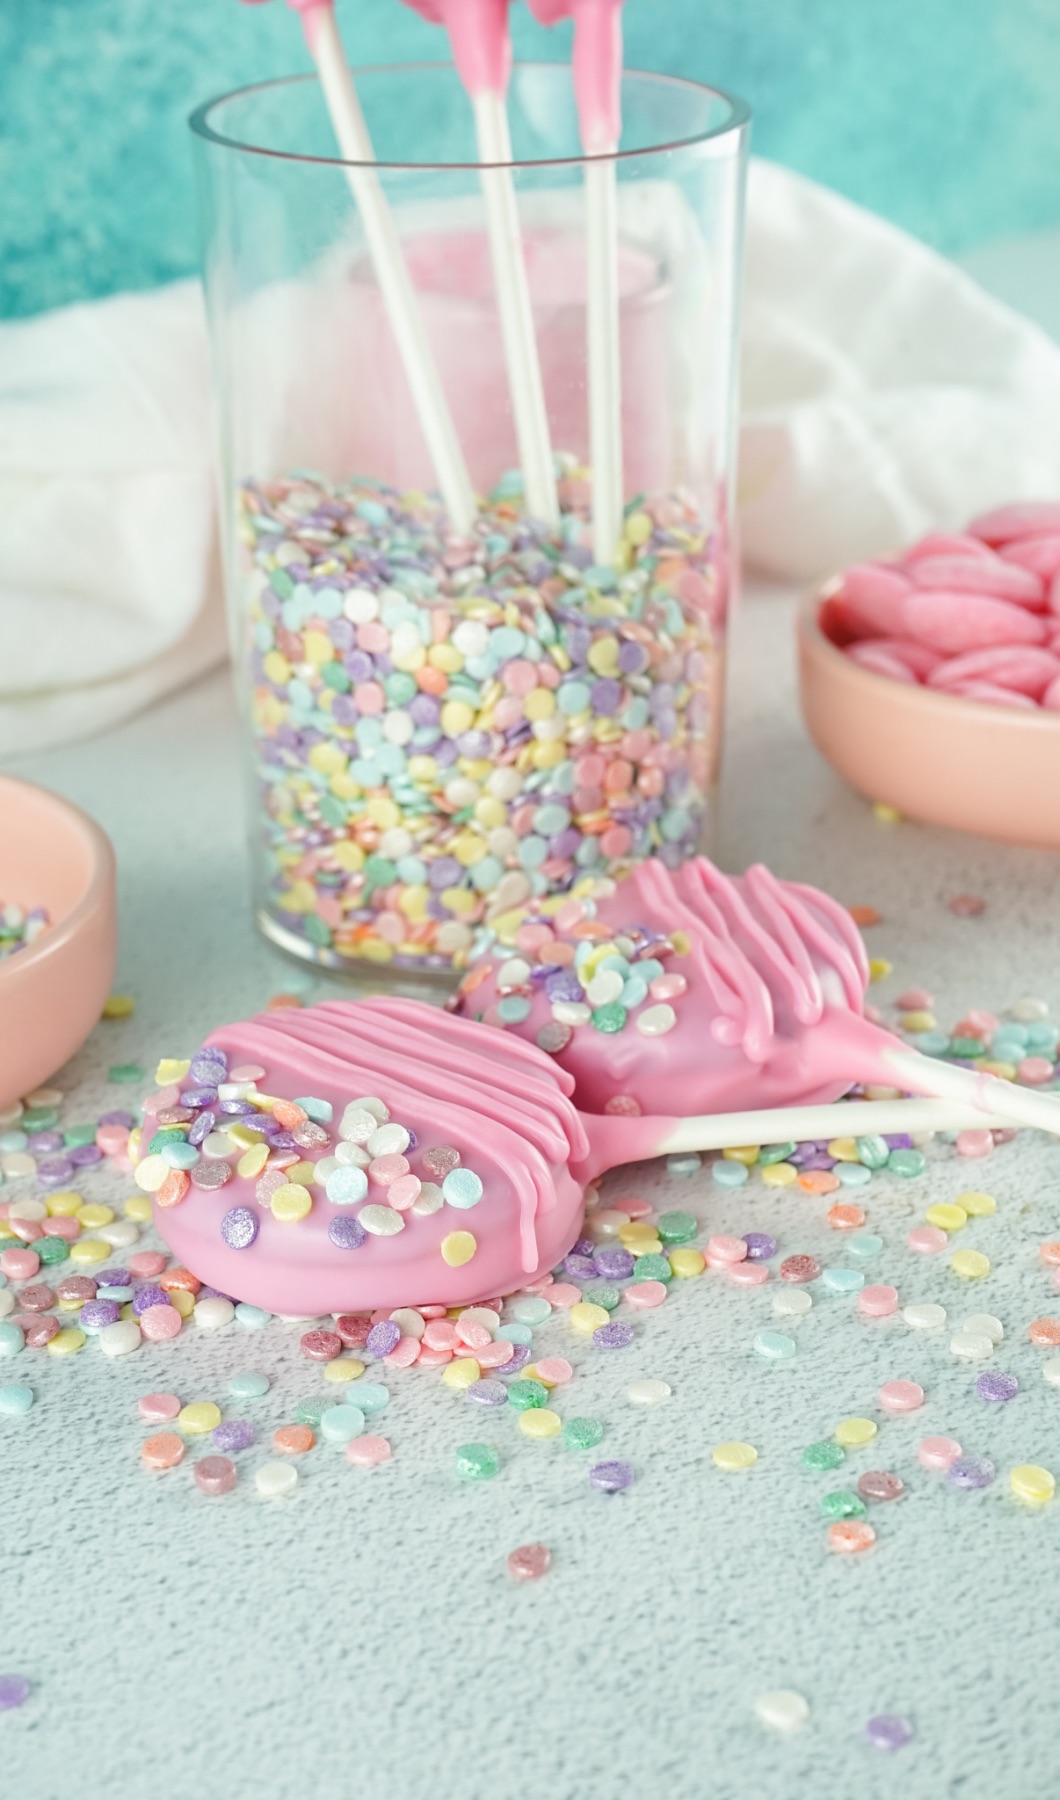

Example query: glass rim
[188,61,750,172]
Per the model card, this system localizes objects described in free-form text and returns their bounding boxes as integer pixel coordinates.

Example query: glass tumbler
[191,63,749,982]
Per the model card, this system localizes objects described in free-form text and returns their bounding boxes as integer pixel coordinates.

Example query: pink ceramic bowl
[797,595,1060,849]
[0,775,117,1109]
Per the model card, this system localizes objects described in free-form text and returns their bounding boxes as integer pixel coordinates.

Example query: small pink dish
[0,775,117,1108]
[797,595,1060,849]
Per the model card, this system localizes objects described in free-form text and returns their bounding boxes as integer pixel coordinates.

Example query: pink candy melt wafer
[901,590,1047,654]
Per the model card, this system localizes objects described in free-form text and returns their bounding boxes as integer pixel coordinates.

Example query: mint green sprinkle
[295,1398,328,1428]
[62,1124,98,1148]
[821,1489,867,1520]
[108,1063,144,1085]
[562,1416,605,1451]
[633,1254,672,1283]
[888,1147,927,1178]
[656,1210,697,1244]
[590,1002,627,1034]
[455,1442,499,1480]
[584,1285,621,1312]
[855,1134,890,1169]
[759,1142,797,1165]
[802,1440,845,1472]
[508,1379,548,1412]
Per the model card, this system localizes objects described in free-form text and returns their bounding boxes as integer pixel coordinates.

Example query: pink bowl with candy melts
[798,604,1060,852]
[0,774,117,1108]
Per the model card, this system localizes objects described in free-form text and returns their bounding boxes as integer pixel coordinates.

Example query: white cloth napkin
[3,158,1060,756]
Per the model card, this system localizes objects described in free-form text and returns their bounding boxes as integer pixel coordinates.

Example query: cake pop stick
[240,0,475,532]
[149,995,1030,1319]
[527,0,624,563]
[399,0,559,528]
[455,854,1060,1138]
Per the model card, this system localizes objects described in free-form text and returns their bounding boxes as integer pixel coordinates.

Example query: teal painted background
[2,0,1059,320]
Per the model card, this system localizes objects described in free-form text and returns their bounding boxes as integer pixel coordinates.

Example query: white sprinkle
[755,1689,810,1733]
[0,1290,15,1319]
[903,1302,947,1330]
[6,1199,46,1223]
[586,969,624,1007]
[587,1209,630,1240]
[24,1086,63,1109]
[1010,996,1049,1022]
[390,1308,426,1340]
[552,1001,592,1026]
[335,1141,370,1168]
[195,1297,235,1330]
[98,1220,140,1249]
[256,1461,298,1497]
[411,1182,444,1217]
[628,1378,672,1406]
[99,1320,141,1357]
[359,1205,405,1238]
[497,957,532,990]
[950,1330,994,1361]
[637,1003,677,1037]
[961,1312,1004,1344]
[772,1289,813,1318]
[339,1105,382,1144]
[365,1123,410,1159]
[1042,1357,1060,1388]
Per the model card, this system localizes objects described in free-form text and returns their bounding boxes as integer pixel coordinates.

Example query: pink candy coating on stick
[402,0,512,96]
[527,0,624,153]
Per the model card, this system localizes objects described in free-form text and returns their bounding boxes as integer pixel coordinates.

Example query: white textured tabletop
[3,585,1060,1800]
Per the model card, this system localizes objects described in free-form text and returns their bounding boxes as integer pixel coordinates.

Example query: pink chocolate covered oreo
[454,855,873,1118]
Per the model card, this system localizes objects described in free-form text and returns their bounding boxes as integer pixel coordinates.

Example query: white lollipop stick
[648,1096,1024,1159]
[400,0,559,528]
[526,0,624,562]
[268,0,476,533]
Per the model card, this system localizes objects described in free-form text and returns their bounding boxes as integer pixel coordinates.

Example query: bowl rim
[0,774,116,990]
[798,591,1060,734]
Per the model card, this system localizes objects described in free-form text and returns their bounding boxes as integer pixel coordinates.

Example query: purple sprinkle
[36,1157,75,1187]
[132,1285,169,1315]
[328,1215,366,1250]
[219,1098,257,1116]
[196,1286,236,1304]
[883,1133,913,1150]
[180,1089,218,1109]
[571,1237,595,1259]
[593,1247,635,1281]
[948,1454,996,1490]
[79,1299,121,1330]
[98,1268,131,1288]
[0,1674,31,1711]
[865,1715,914,1752]
[98,1110,134,1128]
[499,1343,532,1374]
[212,1419,255,1453]
[545,970,585,1004]
[564,1253,598,1281]
[465,1378,508,1408]
[366,1320,401,1358]
[592,1321,635,1350]
[26,1131,63,1154]
[220,1208,259,1250]
[69,1144,103,1167]
[976,1370,1019,1403]
[743,1233,777,1261]
[589,1459,634,1493]
[188,1111,215,1147]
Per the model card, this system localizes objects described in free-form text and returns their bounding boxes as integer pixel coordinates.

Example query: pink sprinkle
[129,1251,168,1278]
[727,1262,769,1287]
[96,1124,130,1156]
[418,1303,448,1319]
[138,1392,181,1422]
[907,1225,948,1255]
[896,989,934,1011]
[9,1219,42,1244]
[0,1248,39,1281]
[383,1336,420,1369]
[610,1197,653,1219]
[346,1434,391,1467]
[40,1217,79,1241]
[535,1357,573,1386]
[457,1319,492,1350]
[706,1234,747,1265]
[195,1455,237,1495]
[956,1129,994,1158]
[141,1086,180,1116]
[476,1339,514,1368]
[859,1284,899,1318]
[622,1280,668,1310]
[879,1379,924,1413]
[963,1010,998,1034]
[368,1153,408,1187]
[423,1320,460,1352]
[229,1064,265,1081]
[139,1304,183,1342]
[507,1542,551,1582]
[545,1283,582,1309]
[387,1174,421,1211]
[918,1434,962,1472]
[1018,1057,1055,1085]
[649,973,687,1002]
[416,1345,452,1367]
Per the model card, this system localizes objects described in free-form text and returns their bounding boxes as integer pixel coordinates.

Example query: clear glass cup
[191,63,749,984]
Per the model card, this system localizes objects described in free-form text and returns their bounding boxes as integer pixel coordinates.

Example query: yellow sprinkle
[263,650,291,685]
[722,1145,759,1166]
[524,1362,559,1390]
[127,1127,141,1162]
[154,1058,190,1085]
[979,1060,1017,1079]
[442,1357,481,1390]
[826,1137,860,1162]
[900,1010,937,1033]
[712,1441,758,1471]
[170,1289,195,1320]
[237,1144,270,1179]
[178,1401,222,1435]
[761,1162,798,1188]
[958,1190,997,1217]
[624,509,654,546]
[47,1328,86,1357]
[302,630,334,669]
[270,1183,313,1224]
[120,1303,136,1322]
[519,1408,562,1439]
[46,1190,85,1218]
[102,994,135,1019]
[523,687,557,722]
[283,1162,317,1188]
[925,1202,968,1233]
[440,699,475,737]
[123,1195,153,1223]
[69,1239,111,1266]
[669,1248,706,1279]
[331,840,365,872]
[872,801,902,823]
[134,1155,169,1194]
[76,1204,114,1230]
[228,1124,266,1150]
[868,958,893,984]
[441,1230,477,1267]
[570,1302,611,1335]
[835,1417,878,1448]
[324,1359,365,1384]
[1011,1463,1055,1505]
[952,1249,991,1280]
